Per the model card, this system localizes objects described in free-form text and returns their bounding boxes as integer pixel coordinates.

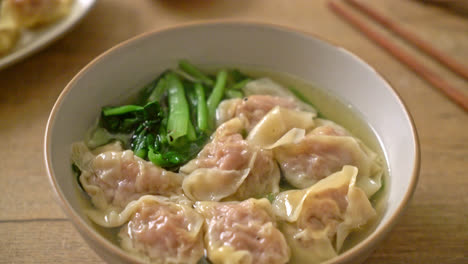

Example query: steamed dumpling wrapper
[181,118,280,201]
[246,105,315,149]
[71,141,184,225]
[114,195,204,264]
[195,198,290,264]
[216,95,300,131]
[272,166,376,264]
[273,120,383,197]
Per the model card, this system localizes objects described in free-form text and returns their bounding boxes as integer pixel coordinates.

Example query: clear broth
[242,68,389,252]
[75,66,390,259]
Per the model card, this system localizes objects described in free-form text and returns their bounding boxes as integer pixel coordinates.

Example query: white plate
[0,0,96,70]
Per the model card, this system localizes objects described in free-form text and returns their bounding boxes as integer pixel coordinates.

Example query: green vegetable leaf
[147,78,167,103]
[136,71,169,105]
[100,101,161,134]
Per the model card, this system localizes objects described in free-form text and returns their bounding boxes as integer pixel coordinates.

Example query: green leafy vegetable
[130,119,162,159]
[194,83,209,132]
[166,73,193,144]
[147,77,167,103]
[135,71,168,106]
[87,60,251,170]
[101,101,161,133]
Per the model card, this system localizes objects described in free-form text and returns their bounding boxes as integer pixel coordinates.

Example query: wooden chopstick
[345,0,468,81]
[328,1,468,112]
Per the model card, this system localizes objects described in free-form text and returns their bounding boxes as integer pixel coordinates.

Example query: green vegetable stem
[207,70,228,125]
[166,72,193,144]
[194,83,209,132]
[179,59,214,86]
[87,60,251,170]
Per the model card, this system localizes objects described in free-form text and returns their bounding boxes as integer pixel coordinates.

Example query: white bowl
[44,21,420,264]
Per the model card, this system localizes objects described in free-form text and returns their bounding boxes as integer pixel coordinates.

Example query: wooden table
[1,0,467,263]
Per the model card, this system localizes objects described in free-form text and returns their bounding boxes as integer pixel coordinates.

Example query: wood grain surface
[0,0,467,263]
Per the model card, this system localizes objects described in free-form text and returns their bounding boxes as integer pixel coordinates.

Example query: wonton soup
[71,60,387,264]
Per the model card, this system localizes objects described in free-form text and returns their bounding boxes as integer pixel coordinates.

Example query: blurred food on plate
[0,0,73,55]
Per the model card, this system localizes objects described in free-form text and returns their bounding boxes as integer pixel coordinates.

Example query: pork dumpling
[117,195,204,264]
[274,123,383,196]
[181,118,280,201]
[71,142,183,214]
[242,78,317,114]
[272,166,376,264]
[2,0,73,28]
[216,93,316,131]
[195,198,290,264]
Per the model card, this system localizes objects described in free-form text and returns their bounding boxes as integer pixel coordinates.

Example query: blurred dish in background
[0,0,75,55]
[0,0,95,70]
